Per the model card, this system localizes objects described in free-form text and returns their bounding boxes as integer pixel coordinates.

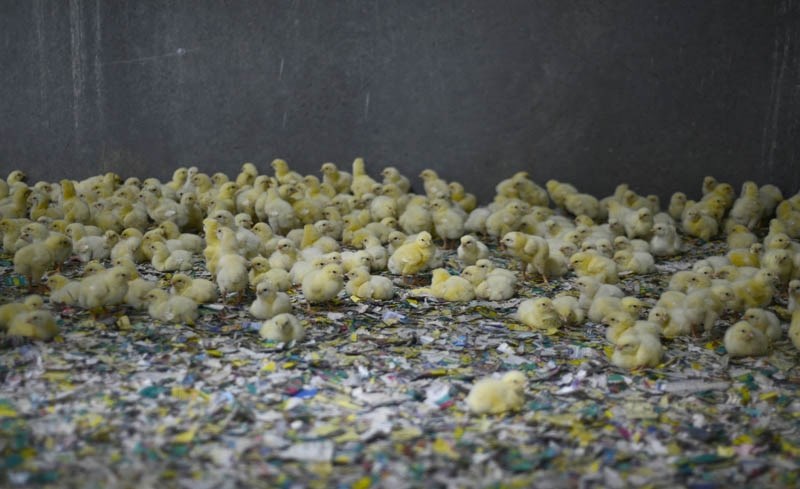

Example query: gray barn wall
[2,0,799,204]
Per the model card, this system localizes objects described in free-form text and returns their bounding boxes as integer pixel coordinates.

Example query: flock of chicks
[1,161,800,416]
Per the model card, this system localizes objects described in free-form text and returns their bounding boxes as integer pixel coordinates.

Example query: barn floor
[1,238,799,489]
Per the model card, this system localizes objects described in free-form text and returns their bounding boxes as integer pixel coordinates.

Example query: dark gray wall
[2,0,799,203]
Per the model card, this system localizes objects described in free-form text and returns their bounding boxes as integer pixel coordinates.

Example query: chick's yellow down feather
[387,231,435,277]
[259,313,305,343]
[465,371,527,415]
[429,268,475,302]
[789,310,800,351]
[170,273,218,304]
[7,310,59,341]
[78,267,130,312]
[145,289,198,325]
[742,308,782,341]
[0,295,44,330]
[216,253,249,303]
[345,267,395,301]
[724,321,769,357]
[302,263,344,305]
[517,298,562,330]
[611,329,663,369]
[249,279,292,319]
[457,235,489,265]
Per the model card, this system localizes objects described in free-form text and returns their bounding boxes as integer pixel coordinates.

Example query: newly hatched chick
[44,274,81,306]
[249,279,292,319]
[603,311,661,344]
[474,271,516,301]
[650,222,682,257]
[387,231,435,281]
[0,295,44,330]
[170,273,218,304]
[301,263,344,306]
[789,310,800,350]
[7,310,59,341]
[569,251,619,284]
[148,241,194,272]
[727,224,758,250]
[13,234,71,286]
[429,268,475,302]
[613,249,655,274]
[457,235,489,266]
[501,232,550,281]
[682,207,718,241]
[724,321,769,357]
[430,198,465,248]
[145,289,199,325]
[249,256,292,291]
[611,329,663,369]
[742,308,782,342]
[216,253,249,304]
[259,313,305,343]
[517,298,562,330]
[345,267,395,301]
[552,294,585,326]
[732,269,778,309]
[788,280,800,313]
[575,276,624,311]
[588,296,645,323]
[78,267,130,315]
[465,371,527,415]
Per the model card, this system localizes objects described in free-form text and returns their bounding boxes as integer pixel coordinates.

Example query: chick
[742,308,782,342]
[170,273,218,304]
[13,234,71,287]
[682,207,718,241]
[588,296,645,323]
[0,295,44,330]
[603,310,662,344]
[501,232,550,281]
[613,249,655,274]
[43,274,81,306]
[301,263,344,306]
[789,310,800,350]
[216,253,249,304]
[575,276,624,311]
[380,166,410,193]
[474,271,517,301]
[148,241,194,272]
[650,222,682,257]
[788,279,800,313]
[761,248,794,285]
[465,371,527,415]
[668,192,687,221]
[78,266,130,315]
[249,279,292,319]
[6,310,59,341]
[611,329,663,369]
[145,289,199,325]
[259,313,305,343]
[387,231,435,281]
[268,238,299,272]
[569,251,619,284]
[729,181,763,230]
[732,269,778,309]
[726,224,758,250]
[249,256,292,291]
[345,266,395,301]
[623,207,654,239]
[430,198,465,248]
[457,235,489,266]
[429,268,476,302]
[517,298,562,330]
[551,294,585,326]
[724,321,769,357]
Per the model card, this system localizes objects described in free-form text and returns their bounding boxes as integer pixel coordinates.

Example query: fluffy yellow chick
[170,273,218,304]
[430,198,465,248]
[569,251,619,284]
[216,253,249,304]
[44,274,81,306]
[0,295,44,330]
[259,313,305,343]
[387,231,435,281]
[249,256,292,291]
[474,271,517,301]
[724,321,769,357]
[321,162,353,194]
[301,263,344,306]
[552,294,585,326]
[603,311,661,344]
[249,279,292,319]
[78,266,130,314]
[761,248,794,285]
[517,298,562,330]
[650,222,682,257]
[501,231,550,281]
[457,235,489,265]
[732,269,778,309]
[682,207,718,241]
[726,244,761,268]
[148,241,194,272]
[789,310,800,350]
[268,238,299,271]
[380,166,411,193]
[7,310,59,341]
[13,234,71,286]
[351,157,378,198]
[345,267,395,301]
[465,371,527,415]
[611,329,663,369]
[788,280,800,313]
[486,200,527,239]
[729,181,763,230]
[588,296,644,323]
[742,308,782,342]
[726,224,758,250]
[623,207,654,239]
[575,276,624,311]
[398,197,433,235]
[145,289,199,325]
[426,268,475,302]
[668,192,687,221]
[613,249,655,274]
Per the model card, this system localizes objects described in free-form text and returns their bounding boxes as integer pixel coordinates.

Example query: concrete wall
[2,0,799,203]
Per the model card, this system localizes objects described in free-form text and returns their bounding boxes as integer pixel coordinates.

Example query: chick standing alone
[465,371,527,415]
[724,321,769,357]
[249,279,292,319]
[259,313,305,343]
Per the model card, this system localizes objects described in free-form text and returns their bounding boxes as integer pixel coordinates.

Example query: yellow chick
[575,276,624,311]
[7,310,59,341]
[588,296,645,323]
[788,279,800,313]
[148,241,194,272]
[501,231,550,281]
[380,166,411,193]
[682,207,718,241]
[726,243,761,268]
[268,238,299,271]
[427,268,475,302]
[611,329,663,369]
[216,252,249,304]
[742,308,782,341]
[668,192,687,221]
[145,289,199,325]
[387,231,435,281]
[170,273,218,304]
[603,311,661,344]
[732,269,778,309]
[13,234,71,287]
[430,198,465,249]
[569,251,619,284]
[351,157,378,198]
[321,162,353,194]
[517,298,562,330]
[789,310,800,350]
[724,321,769,357]
[649,222,682,257]
[301,263,344,306]
[448,181,477,213]
[259,313,305,343]
[729,181,763,230]
[486,200,527,239]
[760,248,794,285]
[552,294,585,326]
[78,267,130,314]
[249,279,292,319]
[0,295,44,330]
[726,224,758,250]
[465,371,527,415]
[457,235,489,265]
[345,267,395,301]
[613,249,655,274]
[271,158,302,185]
[44,274,81,306]
[474,271,517,301]
[398,197,433,235]
[249,256,292,291]
[623,207,654,239]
